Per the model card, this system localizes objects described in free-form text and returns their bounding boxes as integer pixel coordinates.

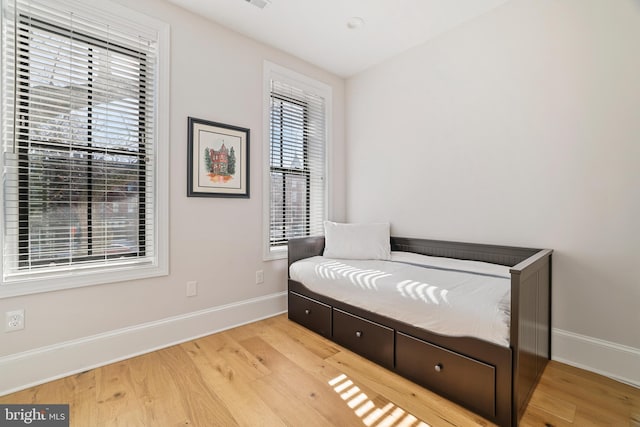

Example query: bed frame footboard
[510,248,553,423]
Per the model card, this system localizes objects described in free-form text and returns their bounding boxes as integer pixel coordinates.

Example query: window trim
[0,0,170,298]
[262,61,332,260]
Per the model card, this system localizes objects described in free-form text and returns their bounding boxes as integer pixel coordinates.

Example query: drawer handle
[434,363,443,373]
[355,331,363,338]
[304,309,310,315]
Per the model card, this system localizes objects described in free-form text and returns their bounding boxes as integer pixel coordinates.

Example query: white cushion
[323,221,391,260]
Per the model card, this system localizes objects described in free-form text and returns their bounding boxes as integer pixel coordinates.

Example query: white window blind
[1,0,166,290]
[268,76,327,251]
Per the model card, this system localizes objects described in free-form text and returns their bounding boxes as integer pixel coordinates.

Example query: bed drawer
[396,332,496,418]
[288,292,332,338]
[332,309,394,369]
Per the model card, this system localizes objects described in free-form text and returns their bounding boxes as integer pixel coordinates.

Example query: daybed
[287,235,552,427]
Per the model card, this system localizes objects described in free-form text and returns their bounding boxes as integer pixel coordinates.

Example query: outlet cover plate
[6,309,25,332]
[186,281,197,297]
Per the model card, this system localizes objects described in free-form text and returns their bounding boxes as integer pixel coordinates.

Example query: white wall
[0,0,345,393]
[346,0,640,385]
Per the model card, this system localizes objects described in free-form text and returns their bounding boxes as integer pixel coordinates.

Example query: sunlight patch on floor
[328,374,430,427]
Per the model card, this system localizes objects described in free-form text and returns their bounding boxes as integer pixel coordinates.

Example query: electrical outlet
[255,270,264,284]
[186,281,198,297]
[6,309,25,332]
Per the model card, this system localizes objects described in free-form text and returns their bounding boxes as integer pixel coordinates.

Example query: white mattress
[289,251,512,347]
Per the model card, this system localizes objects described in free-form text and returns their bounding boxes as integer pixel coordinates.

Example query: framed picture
[187,117,250,198]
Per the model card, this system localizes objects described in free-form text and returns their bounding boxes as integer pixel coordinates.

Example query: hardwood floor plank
[249,373,338,427]
[181,335,285,427]
[572,408,631,427]
[541,362,638,406]
[66,371,98,427]
[526,387,577,422]
[519,406,574,427]
[1,314,638,427]
[153,345,239,426]
[0,371,98,425]
[186,331,272,383]
[94,360,143,423]
[126,351,194,426]
[238,315,343,382]
[536,361,638,424]
[239,335,367,426]
[265,314,342,360]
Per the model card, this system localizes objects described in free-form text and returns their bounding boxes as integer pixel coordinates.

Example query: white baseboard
[0,291,287,396]
[552,328,640,388]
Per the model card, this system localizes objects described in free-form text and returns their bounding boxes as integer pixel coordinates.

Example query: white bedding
[289,251,512,347]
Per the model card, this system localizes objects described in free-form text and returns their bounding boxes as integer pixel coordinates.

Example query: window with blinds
[1,0,168,292]
[265,64,330,256]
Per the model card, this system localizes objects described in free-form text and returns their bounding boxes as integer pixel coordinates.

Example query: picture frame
[187,117,250,198]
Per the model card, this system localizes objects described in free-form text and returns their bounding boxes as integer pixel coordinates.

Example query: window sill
[263,246,287,262]
[0,262,168,299]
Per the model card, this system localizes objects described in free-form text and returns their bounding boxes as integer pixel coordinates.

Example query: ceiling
[167,0,510,77]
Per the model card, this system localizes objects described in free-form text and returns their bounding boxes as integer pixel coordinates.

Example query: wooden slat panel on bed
[390,236,539,267]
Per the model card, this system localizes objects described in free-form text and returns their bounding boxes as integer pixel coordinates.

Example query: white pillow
[323,221,391,260]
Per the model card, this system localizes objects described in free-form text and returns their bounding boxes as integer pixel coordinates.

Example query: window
[263,62,331,259]
[1,0,169,296]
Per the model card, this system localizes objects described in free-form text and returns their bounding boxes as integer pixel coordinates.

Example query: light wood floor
[1,314,638,426]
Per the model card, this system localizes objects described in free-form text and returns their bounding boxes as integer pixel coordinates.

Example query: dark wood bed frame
[287,236,552,427]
